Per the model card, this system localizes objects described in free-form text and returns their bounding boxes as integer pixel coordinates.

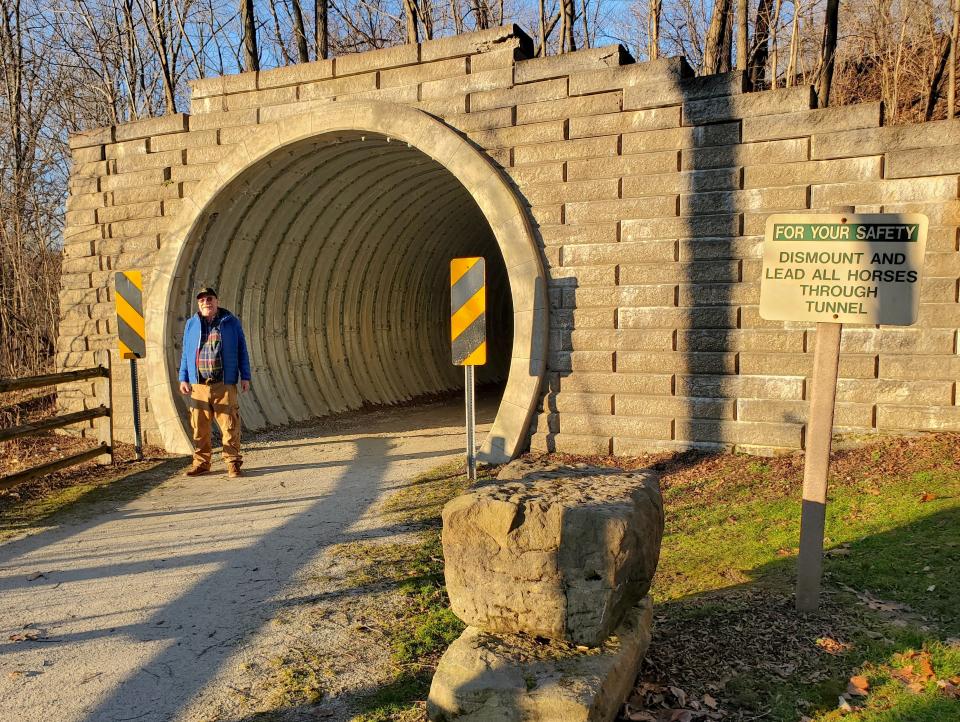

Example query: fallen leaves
[815,636,852,655]
[623,682,725,721]
[846,675,870,697]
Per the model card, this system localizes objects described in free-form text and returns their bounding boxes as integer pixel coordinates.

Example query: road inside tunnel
[170,132,514,448]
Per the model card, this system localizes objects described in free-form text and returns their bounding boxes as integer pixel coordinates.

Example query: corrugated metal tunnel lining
[175,132,513,430]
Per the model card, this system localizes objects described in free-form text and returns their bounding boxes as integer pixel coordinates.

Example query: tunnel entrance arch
[146,101,547,464]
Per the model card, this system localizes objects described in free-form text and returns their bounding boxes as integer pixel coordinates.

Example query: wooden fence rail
[0,350,114,491]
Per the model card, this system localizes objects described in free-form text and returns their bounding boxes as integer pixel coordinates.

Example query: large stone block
[441,463,663,647]
[427,596,653,722]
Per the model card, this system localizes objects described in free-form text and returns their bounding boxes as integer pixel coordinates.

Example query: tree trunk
[769,0,782,88]
[150,0,177,113]
[926,35,952,121]
[736,0,748,69]
[240,0,259,72]
[452,0,463,35]
[290,0,309,62]
[580,0,589,48]
[704,0,733,74]
[421,0,435,39]
[472,0,491,30]
[950,0,959,117]
[815,0,840,107]
[561,0,576,52]
[786,2,800,86]
[649,0,661,60]
[538,0,547,55]
[750,0,772,88]
[403,0,419,43]
[315,0,328,59]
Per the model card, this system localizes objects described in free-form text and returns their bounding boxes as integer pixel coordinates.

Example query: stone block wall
[59,25,960,454]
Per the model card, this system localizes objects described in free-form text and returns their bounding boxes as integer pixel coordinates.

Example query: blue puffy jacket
[178,309,251,384]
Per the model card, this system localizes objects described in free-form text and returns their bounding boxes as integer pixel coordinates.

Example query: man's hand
[240,380,250,393]
[179,381,192,395]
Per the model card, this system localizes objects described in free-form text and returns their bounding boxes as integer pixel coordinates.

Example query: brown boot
[227,461,243,479]
[185,464,210,477]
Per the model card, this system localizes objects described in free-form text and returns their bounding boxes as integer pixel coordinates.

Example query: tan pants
[189,382,241,468]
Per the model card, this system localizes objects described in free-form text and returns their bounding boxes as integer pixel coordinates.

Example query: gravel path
[0,396,495,722]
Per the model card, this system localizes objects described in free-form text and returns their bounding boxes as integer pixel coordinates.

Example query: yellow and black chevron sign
[450,257,486,366]
[115,271,146,359]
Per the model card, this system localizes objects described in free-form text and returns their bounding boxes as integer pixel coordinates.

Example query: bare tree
[736,0,747,69]
[816,0,840,105]
[704,0,733,74]
[951,0,959,116]
[649,0,661,59]
[750,0,773,87]
[316,0,329,58]
[240,0,259,71]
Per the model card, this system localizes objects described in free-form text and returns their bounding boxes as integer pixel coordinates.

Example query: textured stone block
[472,78,567,112]
[811,177,959,206]
[257,59,333,88]
[623,122,739,153]
[561,241,675,265]
[743,156,882,188]
[569,57,692,95]
[422,68,512,100]
[683,86,814,125]
[538,223,618,246]
[886,145,960,179]
[569,106,680,138]
[623,71,747,110]
[70,125,114,149]
[514,136,619,165]
[565,196,677,223]
[675,418,803,448]
[470,120,565,149]
[518,92,621,124]
[682,138,809,170]
[877,405,960,431]
[561,372,673,395]
[811,119,960,159]
[427,597,653,722]
[516,45,630,84]
[530,431,612,455]
[114,113,189,142]
[420,24,532,62]
[680,185,808,215]
[570,329,675,351]
[442,462,663,646]
[567,151,680,180]
[618,351,735,374]
[623,168,741,198]
[742,102,881,143]
[616,394,735,420]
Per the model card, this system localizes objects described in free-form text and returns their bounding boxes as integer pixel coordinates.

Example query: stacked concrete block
[59,24,960,453]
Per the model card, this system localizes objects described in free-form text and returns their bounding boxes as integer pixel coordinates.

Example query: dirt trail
[0,396,495,722]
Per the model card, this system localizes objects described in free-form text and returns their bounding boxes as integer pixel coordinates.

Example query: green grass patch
[0,458,180,541]
[640,432,960,721]
[346,461,493,721]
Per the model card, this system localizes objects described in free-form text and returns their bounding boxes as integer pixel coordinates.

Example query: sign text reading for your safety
[760,214,928,326]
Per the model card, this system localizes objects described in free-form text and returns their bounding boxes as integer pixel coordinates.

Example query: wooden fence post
[96,349,114,465]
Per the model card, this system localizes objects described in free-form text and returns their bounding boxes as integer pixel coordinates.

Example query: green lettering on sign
[772,223,920,242]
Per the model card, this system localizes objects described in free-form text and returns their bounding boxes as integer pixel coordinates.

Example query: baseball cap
[195,286,218,299]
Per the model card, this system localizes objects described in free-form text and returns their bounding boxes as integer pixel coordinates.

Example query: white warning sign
[759,213,928,326]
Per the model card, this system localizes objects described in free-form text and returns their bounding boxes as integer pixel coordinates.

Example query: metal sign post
[759,211,927,612]
[115,270,146,461]
[450,257,486,481]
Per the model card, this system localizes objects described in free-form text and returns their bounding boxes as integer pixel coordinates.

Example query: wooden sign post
[759,212,928,612]
[450,257,486,481]
[115,270,146,461]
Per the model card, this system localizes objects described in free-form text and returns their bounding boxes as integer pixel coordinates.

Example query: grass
[638,432,960,721]
[0,455,181,541]
[330,460,490,722]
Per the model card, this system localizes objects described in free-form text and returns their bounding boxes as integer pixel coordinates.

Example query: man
[178,287,251,478]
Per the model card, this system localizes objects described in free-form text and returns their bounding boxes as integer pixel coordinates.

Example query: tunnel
[148,103,547,463]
